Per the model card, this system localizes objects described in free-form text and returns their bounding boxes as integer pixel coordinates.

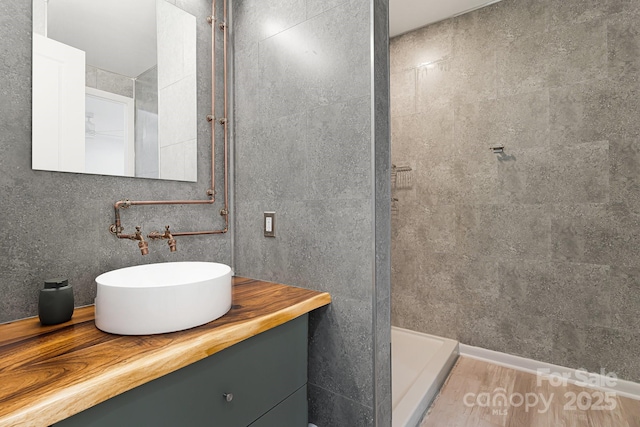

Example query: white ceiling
[389,0,502,37]
[47,0,157,78]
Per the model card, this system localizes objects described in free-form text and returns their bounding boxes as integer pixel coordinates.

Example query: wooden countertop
[0,277,331,427]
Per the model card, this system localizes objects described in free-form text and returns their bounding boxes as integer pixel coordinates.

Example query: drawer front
[249,385,307,427]
[206,314,308,425]
[55,315,308,427]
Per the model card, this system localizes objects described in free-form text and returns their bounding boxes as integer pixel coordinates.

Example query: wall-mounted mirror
[32,0,198,182]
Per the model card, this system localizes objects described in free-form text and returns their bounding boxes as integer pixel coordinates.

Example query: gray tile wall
[390,0,640,382]
[373,0,391,425]
[86,65,134,98]
[232,0,391,425]
[135,66,160,179]
[0,0,230,323]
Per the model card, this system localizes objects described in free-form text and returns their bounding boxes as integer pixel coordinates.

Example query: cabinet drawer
[249,385,307,427]
[56,315,308,427]
[205,314,308,425]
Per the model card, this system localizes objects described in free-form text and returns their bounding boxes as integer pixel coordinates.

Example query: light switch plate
[264,212,275,237]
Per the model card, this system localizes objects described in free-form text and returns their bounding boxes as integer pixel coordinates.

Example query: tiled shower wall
[135,66,159,179]
[86,65,134,98]
[158,1,198,181]
[232,0,391,424]
[0,0,230,323]
[391,0,640,382]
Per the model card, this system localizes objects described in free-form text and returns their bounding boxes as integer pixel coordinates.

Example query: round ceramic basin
[95,262,232,335]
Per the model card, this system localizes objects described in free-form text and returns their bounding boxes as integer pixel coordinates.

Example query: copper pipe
[210,0,217,195]
[138,240,149,256]
[171,230,227,236]
[222,0,229,217]
[110,0,229,244]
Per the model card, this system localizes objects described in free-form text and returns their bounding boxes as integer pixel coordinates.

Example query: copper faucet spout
[132,226,149,255]
[138,240,149,256]
[163,225,177,252]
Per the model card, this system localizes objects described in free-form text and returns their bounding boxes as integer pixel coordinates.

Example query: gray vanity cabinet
[55,315,309,427]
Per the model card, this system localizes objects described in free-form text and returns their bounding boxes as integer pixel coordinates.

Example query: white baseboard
[459,344,640,401]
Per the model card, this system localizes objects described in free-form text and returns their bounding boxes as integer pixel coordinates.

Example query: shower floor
[421,357,640,427]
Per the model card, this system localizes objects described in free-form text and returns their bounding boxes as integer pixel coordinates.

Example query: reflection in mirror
[32,0,197,182]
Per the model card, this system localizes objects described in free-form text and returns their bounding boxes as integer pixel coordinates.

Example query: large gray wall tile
[392,204,456,254]
[391,0,640,383]
[545,19,607,87]
[0,71,31,139]
[456,204,550,260]
[580,326,640,381]
[390,69,416,117]
[232,0,306,53]
[233,0,389,424]
[551,203,640,267]
[234,200,313,286]
[497,142,609,205]
[392,288,459,340]
[308,295,373,407]
[475,0,549,45]
[232,44,260,124]
[308,383,374,426]
[95,68,134,98]
[236,198,374,303]
[306,0,347,19]
[550,79,640,145]
[416,60,455,110]
[390,19,452,74]
[496,32,549,96]
[499,260,612,328]
[455,90,549,151]
[235,113,307,201]
[497,19,607,97]
[0,11,31,77]
[607,10,640,82]
[258,0,370,120]
[450,47,497,104]
[549,0,608,26]
[610,136,640,206]
[609,266,640,333]
[462,308,555,362]
[609,0,640,16]
[551,321,640,381]
[306,96,371,200]
[302,200,373,300]
[391,105,454,163]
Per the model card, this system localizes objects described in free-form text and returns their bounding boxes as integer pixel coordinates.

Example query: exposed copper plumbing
[221,0,229,218]
[132,226,149,256]
[149,225,177,252]
[110,0,229,250]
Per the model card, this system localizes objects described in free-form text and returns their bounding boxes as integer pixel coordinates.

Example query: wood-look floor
[421,356,640,427]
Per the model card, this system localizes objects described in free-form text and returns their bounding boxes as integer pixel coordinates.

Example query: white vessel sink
[95,262,232,335]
